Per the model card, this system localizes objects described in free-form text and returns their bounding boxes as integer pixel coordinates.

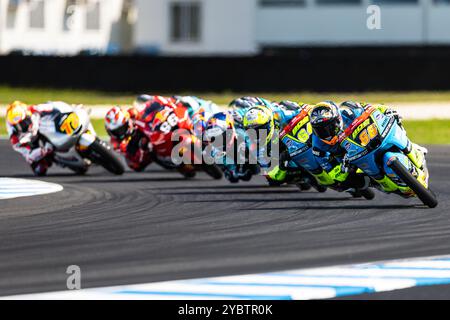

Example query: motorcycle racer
[309,100,416,195]
[241,99,300,185]
[204,111,258,183]
[6,101,55,176]
[104,106,152,172]
[6,100,117,176]
[134,95,200,177]
[229,97,273,127]
[278,101,331,192]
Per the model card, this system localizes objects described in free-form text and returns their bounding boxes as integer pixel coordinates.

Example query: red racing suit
[109,107,154,172]
[135,96,195,170]
[7,103,56,176]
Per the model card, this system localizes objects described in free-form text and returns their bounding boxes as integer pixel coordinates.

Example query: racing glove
[384,108,403,126]
[341,155,351,174]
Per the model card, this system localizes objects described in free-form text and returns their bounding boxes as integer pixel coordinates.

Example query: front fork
[375,143,429,195]
[76,132,97,152]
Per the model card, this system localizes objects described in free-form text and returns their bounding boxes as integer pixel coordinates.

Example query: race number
[60,113,80,135]
[359,123,378,146]
[159,112,179,134]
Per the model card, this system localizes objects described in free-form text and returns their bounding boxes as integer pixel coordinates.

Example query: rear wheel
[349,189,375,200]
[360,188,375,200]
[389,159,438,208]
[203,164,223,180]
[88,139,125,175]
[179,165,197,179]
[313,184,328,193]
[297,183,312,191]
[69,166,89,175]
[240,172,253,182]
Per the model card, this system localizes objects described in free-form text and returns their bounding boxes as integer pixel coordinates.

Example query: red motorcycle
[136,99,222,179]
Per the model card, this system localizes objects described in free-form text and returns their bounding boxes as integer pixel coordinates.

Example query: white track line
[5,255,450,300]
[0,178,63,200]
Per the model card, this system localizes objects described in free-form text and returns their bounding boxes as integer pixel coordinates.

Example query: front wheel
[389,159,438,208]
[88,139,125,175]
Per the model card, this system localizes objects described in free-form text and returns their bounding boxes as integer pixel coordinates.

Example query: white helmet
[104,107,133,140]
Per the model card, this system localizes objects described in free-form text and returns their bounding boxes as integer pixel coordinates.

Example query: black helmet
[310,101,343,144]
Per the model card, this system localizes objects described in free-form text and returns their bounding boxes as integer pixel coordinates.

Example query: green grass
[0,118,448,145]
[0,86,136,105]
[2,86,450,105]
[402,120,450,145]
[91,118,107,137]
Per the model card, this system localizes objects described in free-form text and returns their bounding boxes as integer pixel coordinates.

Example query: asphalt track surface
[0,140,449,299]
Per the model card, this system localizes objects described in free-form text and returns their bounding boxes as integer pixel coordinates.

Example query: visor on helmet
[311,117,341,142]
[109,123,130,140]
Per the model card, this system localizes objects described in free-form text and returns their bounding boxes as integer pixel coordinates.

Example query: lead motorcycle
[339,105,438,208]
[22,102,124,175]
[279,105,375,199]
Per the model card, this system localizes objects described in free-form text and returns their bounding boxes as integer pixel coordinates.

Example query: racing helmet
[340,100,369,113]
[174,96,201,111]
[339,101,367,122]
[104,107,133,140]
[204,112,236,151]
[6,101,34,134]
[278,100,301,111]
[133,94,154,111]
[310,101,343,145]
[243,105,275,147]
[229,97,267,110]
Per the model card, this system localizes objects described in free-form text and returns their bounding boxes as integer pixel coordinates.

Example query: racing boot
[405,142,427,170]
[404,142,430,188]
[178,164,197,179]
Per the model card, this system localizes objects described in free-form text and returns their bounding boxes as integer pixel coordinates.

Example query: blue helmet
[205,112,236,150]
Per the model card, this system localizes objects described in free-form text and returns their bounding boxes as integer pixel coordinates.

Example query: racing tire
[313,185,328,193]
[268,181,282,187]
[203,165,223,180]
[69,166,89,175]
[179,166,197,179]
[360,188,375,200]
[240,172,253,182]
[298,183,312,191]
[88,139,125,175]
[227,176,240,184]
[389,159,438,208]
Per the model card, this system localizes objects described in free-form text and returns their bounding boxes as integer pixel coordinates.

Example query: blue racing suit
[311,103,400,190]
[279,104,335,188]
[174,96,221,136]
[206,111,258,183]
[247,100,300,183]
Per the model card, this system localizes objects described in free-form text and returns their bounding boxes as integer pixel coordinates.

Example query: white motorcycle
[22,102,124,175]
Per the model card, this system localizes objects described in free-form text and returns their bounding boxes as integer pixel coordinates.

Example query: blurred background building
[0,0,135,55]
[136,0,450,56]
[1,0,450,56]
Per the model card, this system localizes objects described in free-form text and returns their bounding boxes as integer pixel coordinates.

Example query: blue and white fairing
[282,135,321,172]
[340,108,413,184]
